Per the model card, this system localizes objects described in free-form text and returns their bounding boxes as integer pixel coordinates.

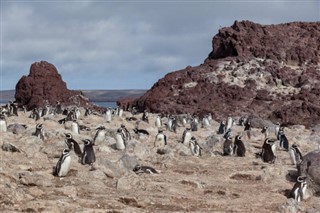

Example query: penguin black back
[81,139,96,165]
[234,135,246,157]
[64,133,82,158]
[261,138,276,163]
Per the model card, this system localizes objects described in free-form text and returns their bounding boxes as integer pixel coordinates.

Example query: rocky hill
[126,21,320,128]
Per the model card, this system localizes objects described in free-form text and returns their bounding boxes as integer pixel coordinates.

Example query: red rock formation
[122,21,320,127]
[15,61,99,110]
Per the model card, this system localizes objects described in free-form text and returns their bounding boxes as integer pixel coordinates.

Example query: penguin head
[82,139,92,146]
[297,176,307,183]
[133,164,141,172]
[265,138,275,145]
[62,148,71,155]
[36,123,43,130]
[235,135,242,141]
[65,133,73,139]
[96,126,106,130]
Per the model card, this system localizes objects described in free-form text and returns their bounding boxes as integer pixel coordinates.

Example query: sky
[1,0,319,90]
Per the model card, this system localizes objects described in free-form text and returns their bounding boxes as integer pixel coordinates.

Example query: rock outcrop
[123,21,320,127]
[15,61,96,110]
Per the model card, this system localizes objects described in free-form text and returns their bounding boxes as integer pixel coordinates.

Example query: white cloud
[1,1,319,90]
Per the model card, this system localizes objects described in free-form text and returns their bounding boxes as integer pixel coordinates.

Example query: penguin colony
[0,101,317,205]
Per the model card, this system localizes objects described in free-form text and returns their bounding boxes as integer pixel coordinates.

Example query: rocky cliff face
[15,61,95,110]
[127,21,320,127]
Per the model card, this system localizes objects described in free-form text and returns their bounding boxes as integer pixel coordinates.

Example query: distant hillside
[82,90,146,102]
[0,89,146,102]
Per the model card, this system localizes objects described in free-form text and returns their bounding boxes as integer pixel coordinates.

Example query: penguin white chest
[58,156,71,177]
[183,132,192,146]
[155,117,161,128]
[116,134,125,150]
[0,120,7,132]
[155,134,165,148]
[105,111,112,122]
[71,123,79,134]
[95,131,106,143]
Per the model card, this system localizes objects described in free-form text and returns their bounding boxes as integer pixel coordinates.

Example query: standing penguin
[54,148,72,177]
[202,115,210,128]
[244,118,252,140]
[190,117,198,132]
[119,124,131,141]
[64,133,82,159]
[167,116,177,133]
[81,139,96,166]
[225,116,233,132]
[234,135,246,157]
[115,128,126,150]
[92,126,106,145]
[105,108,112,123]
[33,123,45,140]
[189,136,202,157]
[154,130,167,148]
[217,121,225,135]
[289,176,308,202]
[0,113,7,132]
[142,110,149,123]
[182,128,192,146]
[288,144,303,166]
[71,119,80,135]
[155,114,162,129]
[261,138,276,163]
[278,127,289,150]
[223,136,234,156]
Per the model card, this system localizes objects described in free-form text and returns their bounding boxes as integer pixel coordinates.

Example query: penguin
[238,117,245,126]
[217,121,225,135]
[142,110,149,123]
[119,124,131,142]
[167,115,177,132]
[84,108,92,116]
[42,105,50,117]
[155,114,162,129]
[64,133,82,158]
[0,113,7,132]
[54,148,71,177]
[244,118,252,139]
[154,130,167,148]
[81,139,96,165]
[105,108,112,123]
[126,116,138,122]
[207,113,212,123]
[11,102,18,116]
[115,128,126,150]
[55,101,63,114]
[190,117,198,132]
[261,126,269,139]
[289,144,303,166]
[202,115,210,128]
[133,164,159,174]
[93,126,106,145]
[278,127,289,150]
[261,138,276,163]
[33,123,45,140]
[223,136,234,156]
[22,105,27,113]
[234,135,246,157]
[182,128,192,146]
[74,107,81,120]
[189,136,202,157]
[289,176,308,202]
[225,116,233,132]
[223,128,232,139]
[117,107,123,117]
[58,118,67,125]
[133,127,149,139]
[71,119,80,135]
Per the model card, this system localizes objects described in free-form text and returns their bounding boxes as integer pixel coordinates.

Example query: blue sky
[1,0,319,90]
